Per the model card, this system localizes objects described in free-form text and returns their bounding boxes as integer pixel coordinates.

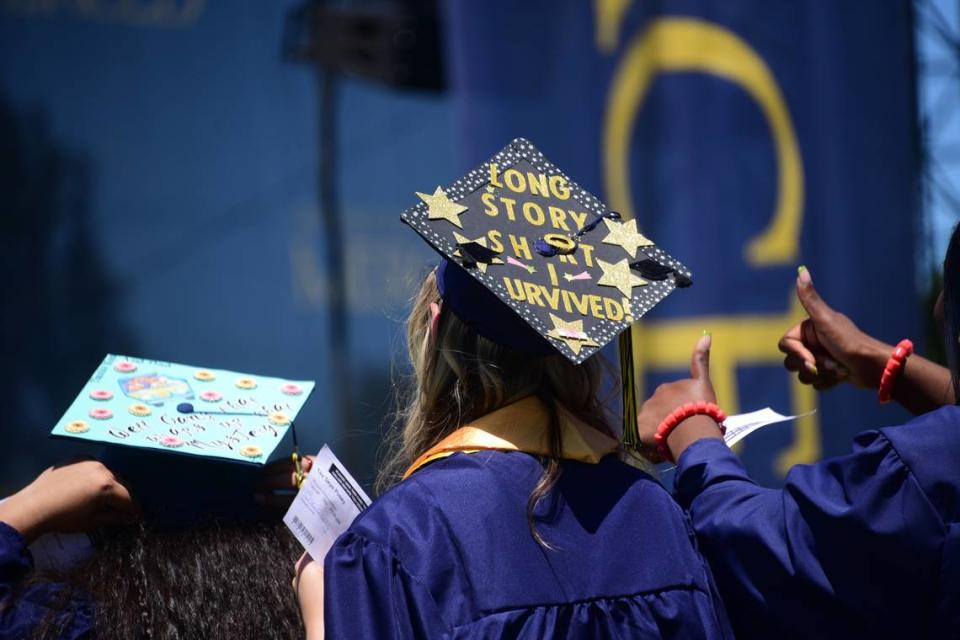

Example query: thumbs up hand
[636,334,724,461]
[779,267,888,390]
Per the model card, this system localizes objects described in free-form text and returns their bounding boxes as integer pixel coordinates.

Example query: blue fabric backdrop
[444,0,921,484]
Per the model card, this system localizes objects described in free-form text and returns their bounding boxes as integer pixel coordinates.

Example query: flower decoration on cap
[128,403,152,417]
[199,390,222,402]
[66,420,89,434]
[268,412,290,427]
[281,383,303,396]
[240,444,263,458]
[159,435,184,448]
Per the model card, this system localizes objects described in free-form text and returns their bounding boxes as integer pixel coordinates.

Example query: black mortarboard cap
[401,138,691,364]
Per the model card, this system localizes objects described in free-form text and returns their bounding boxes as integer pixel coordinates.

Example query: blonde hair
[377,269,617,541]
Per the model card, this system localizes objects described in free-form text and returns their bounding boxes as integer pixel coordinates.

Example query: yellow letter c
[603,18,804,266]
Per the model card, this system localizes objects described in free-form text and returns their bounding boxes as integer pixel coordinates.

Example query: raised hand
[779,266,889,390]
[636,334,724,461]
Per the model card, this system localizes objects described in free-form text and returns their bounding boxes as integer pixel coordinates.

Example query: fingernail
[822,358,838,371]
[702,329,711,337]
[805,361,818,375]
[797,265,812,285]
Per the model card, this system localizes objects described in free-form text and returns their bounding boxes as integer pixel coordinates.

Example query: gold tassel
[619,328,639,450]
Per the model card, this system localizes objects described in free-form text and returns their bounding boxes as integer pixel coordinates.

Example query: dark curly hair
[26,518,304,640]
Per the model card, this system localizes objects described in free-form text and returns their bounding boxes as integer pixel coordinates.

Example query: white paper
[283,445,371,561]
[722,407,816,447]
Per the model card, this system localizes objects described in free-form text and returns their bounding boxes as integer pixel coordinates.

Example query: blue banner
[444,1,920,484]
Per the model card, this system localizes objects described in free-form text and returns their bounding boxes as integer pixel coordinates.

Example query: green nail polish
[797,265,807,275]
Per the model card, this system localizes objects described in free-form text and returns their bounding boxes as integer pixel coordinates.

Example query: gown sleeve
[0,521,33,602]
[323,531,449,639]
[673,424,949,640]
[0,522,92,639]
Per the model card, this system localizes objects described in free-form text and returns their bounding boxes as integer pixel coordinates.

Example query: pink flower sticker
[113,361,137,373]
[280,383,303,396]
[200,390,222,402]
[160,435,184,448]
[89,389,113,401]
[88,408,113,420]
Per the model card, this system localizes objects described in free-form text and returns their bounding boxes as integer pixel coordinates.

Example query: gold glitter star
[596,258,649,297]
[416,186,468,228]
[601,218,653,257]
[546,314,599,355]
[452,232,504,273]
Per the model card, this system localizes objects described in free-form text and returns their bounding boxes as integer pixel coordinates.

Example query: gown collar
[402,396,619,480]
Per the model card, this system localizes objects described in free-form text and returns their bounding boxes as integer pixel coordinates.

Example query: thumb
[690,332,711,380]
[796,266,831,320]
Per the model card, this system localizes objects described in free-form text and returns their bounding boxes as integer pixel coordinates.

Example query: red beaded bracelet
[878,339,914,404]
[654,401,728,463]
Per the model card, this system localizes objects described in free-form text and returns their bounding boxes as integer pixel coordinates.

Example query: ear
[429,302,442,338]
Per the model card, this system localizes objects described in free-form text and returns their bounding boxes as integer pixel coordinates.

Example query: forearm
[895,354,955,415]
[665,415,724,462]
[304,613,324,640]
[854,338,954,415]
[0,494,43,544]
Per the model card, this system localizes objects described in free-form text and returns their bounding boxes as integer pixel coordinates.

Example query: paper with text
[284,445,371,560]
[723,407,817,447]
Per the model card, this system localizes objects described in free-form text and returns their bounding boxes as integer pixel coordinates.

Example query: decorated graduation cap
[51,354,314,465]
[401,138,692,448]
[50,355,316,521]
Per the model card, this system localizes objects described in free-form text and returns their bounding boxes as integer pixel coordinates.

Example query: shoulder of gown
[674,405,960,639]
[325,451,734,639]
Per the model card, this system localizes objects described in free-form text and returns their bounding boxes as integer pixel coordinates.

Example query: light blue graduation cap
[51,354,315,466]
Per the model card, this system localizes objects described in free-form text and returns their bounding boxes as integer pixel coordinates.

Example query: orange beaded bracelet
[878,339,913,404]
[654,401,727,462]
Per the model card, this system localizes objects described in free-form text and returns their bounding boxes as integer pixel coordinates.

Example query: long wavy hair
[23,519,304,640]
[377,268,617,544]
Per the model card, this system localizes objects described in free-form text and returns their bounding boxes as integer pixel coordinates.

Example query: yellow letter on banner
[603,18,804,266]
[598,13,820,472]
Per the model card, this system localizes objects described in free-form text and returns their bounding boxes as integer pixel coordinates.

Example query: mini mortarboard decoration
[51,354,315,466]
[401,138,693,451]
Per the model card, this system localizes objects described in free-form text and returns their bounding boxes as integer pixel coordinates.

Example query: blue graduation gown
[0,522,92,639]
[675,404,960,639]
[324,451,734,638]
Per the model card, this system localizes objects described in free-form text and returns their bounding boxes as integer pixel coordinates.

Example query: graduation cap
[49,354,316,521]
[51,354,315,464]
[401,138,692,449]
